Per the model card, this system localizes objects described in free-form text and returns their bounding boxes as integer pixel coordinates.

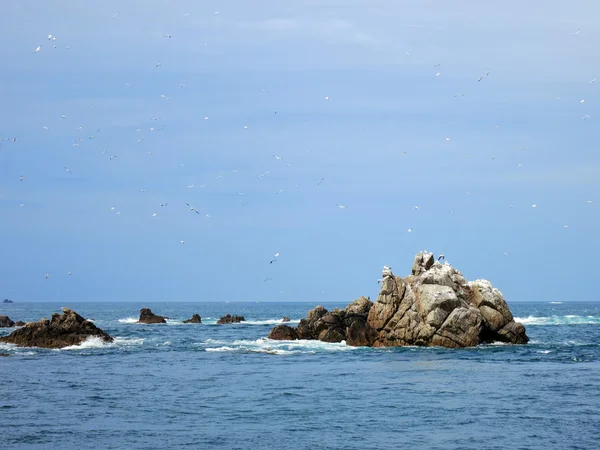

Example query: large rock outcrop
[268,252,528,348]
[0,308,113,349]
[137,308,166,324]
[0,316,15,328]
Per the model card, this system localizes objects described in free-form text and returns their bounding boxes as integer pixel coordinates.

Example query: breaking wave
[118,317,138,324]
[515,315,600,326]
[61,336,145,350]
[200,338,357,355]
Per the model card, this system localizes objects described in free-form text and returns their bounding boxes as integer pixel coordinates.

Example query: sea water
[1,301,599,449]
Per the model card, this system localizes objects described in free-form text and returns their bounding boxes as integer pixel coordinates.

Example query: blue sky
[1,1,599,303]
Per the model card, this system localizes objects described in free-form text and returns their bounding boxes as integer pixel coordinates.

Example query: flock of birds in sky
[0,10,597,298]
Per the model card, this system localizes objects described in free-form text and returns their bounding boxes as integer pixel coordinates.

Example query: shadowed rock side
[183,314,202,324]
[0,308,113,349]
[137,308,166,324]
[268,296,376,346]
[0,316,15,327]
[268,252,528,348]
[217,315,245,324]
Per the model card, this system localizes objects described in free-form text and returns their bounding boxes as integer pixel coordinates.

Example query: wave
[61,336,145,350]
[515,315,600,325]
[200,338,357,355]
[234,319,300,326]
[117,317,298,326]
[118,317,138,324]
[549,302,563,304]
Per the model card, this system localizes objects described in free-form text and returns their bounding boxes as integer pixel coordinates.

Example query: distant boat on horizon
[2,299,13,303]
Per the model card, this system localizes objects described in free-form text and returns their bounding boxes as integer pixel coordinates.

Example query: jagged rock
[412,251,435,276]
[0,308,113,349]
[137,308,166,324]
[14,321,26,327]
[0,353,9,357]
[217,314,245,324]
[0,316,15,327]
[268,252,528,348]
[268,324,298,340]
[281,316,291,322]
[183,314,202,324]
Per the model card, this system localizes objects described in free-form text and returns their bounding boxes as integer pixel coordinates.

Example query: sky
[0,1,599,303]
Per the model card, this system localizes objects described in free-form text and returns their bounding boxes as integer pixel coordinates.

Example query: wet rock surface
[0,316,15,328]
[137,308,166,324]
[217,314,245,324]
[183,314,202,324]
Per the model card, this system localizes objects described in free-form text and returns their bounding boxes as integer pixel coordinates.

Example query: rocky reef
[217,314,245,324]
[137,308,166,324]
[268,251,528,348]
[183,314,202,324]
[0,308,113,349]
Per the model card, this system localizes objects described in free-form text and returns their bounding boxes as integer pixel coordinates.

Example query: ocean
[1,301,599,450]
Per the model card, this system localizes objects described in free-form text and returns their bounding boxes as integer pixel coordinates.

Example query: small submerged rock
[281,316,291,322]
[0,316,15,328]
[268,251,528,348]
[0,308,113,349]
[137,308,166,324]
[216,314,245,324]
[183,314,202,324]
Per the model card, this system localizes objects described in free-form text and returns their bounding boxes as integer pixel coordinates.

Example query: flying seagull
[438,254,445,261]
[269,259,278,264]
[185,203,200,214]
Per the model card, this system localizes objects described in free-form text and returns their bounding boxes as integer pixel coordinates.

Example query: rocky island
[0,307,113,349]
[137,308,166,324]
[217,314,245,324]
[268,251,528,348]
[183,314,202,323]
[0,315,15,328]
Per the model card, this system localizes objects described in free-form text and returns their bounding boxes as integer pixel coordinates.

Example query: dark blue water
[1,301,600,449]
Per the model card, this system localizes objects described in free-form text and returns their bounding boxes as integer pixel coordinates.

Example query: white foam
[61,336,110,350]
[241,319,300,325]
[113,337,144,346]
[515,315,600,325]
[518,315,600,325]
[201,338,357,355]
[203,318,300,326]
[537,350,552,354]
[549,302,563,304]
[118,317,138,324]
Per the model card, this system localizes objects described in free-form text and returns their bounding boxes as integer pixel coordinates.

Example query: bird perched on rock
[378,265,394,283]
[382,265,393,277]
